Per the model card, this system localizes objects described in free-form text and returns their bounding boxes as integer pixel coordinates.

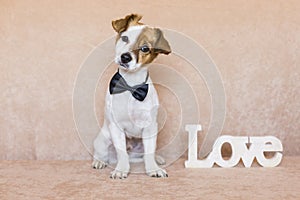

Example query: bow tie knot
[109,71,149,101]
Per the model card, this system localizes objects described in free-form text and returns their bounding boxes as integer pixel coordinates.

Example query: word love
[185,125,283,168]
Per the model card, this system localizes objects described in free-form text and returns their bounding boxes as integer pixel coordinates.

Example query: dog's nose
[121,53,132,63]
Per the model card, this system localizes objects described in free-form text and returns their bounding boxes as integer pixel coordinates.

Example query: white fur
[114,25,145,71]
[93,26,167,179]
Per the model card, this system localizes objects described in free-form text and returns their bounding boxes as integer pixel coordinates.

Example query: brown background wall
[1,0,299,160]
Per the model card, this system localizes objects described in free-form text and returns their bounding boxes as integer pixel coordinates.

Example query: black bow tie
[109,71,149,101]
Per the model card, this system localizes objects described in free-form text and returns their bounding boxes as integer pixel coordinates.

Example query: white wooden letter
[185,125,215,168]
[185,124,283,168]
[252,136,283,167]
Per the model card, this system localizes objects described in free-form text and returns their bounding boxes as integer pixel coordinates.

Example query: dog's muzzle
[121,53,132,63]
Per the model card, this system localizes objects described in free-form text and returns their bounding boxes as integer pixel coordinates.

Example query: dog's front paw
[92,160,107,169]
[110,170,128,179]
[147,168,168,178]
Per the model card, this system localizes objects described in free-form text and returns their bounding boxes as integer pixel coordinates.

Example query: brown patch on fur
[132,27,171,64]
[112,14,144,33]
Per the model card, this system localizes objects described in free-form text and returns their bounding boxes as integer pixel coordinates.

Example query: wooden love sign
[185,125,283,168]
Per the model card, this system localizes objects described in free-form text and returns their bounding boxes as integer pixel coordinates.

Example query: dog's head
[112,14,171,72]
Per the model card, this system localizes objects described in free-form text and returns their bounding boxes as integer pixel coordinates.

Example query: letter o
[214,136,240,168]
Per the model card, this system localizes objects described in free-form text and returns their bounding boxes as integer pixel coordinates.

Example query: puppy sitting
[92,14,171,179]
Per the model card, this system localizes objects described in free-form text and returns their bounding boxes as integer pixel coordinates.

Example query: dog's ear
[112,14,143,33]
[153,28,171,55]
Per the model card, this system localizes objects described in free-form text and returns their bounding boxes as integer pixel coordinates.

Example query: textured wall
[1,0,299,160]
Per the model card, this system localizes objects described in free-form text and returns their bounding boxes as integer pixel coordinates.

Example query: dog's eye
[121,36,128,43]
[140,45,150,53]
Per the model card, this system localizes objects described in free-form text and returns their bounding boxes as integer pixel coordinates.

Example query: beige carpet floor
[0,157,299,200]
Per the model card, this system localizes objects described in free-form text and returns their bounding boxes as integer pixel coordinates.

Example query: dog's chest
[106,86,158,137]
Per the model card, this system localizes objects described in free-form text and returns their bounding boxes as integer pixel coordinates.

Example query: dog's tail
[129,154,166,165]
[155,155,166,165]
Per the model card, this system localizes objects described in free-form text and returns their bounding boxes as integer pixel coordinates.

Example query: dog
[92,14,171,179]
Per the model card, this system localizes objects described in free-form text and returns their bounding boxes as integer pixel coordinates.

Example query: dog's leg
[109,123,130,179]
[92,121,111,169]
[143,122,168,178]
